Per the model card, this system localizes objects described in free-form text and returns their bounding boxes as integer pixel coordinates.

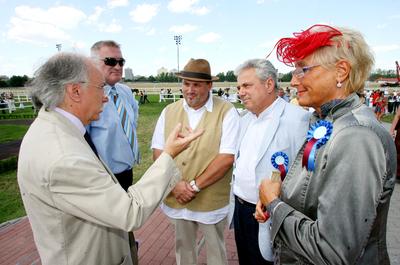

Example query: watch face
[190,180,200,192]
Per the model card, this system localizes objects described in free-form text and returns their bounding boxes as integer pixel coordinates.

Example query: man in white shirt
[152,58,240,265]
[228,59,310,265]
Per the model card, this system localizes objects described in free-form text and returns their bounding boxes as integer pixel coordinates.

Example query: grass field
[0,124,29,144]
[0,171,25,223]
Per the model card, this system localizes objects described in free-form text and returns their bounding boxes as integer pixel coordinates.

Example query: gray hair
[235,59,278,90]
[90,40,121,59]
[30,52,89,110]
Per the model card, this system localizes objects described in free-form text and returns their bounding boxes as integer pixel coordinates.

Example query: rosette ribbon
[302,120,333,171]
[271,151,289,181]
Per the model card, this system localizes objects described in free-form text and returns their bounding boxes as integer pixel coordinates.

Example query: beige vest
[164,96,233,211]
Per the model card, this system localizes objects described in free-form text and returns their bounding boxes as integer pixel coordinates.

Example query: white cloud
[196,32,220,43]
[146,28,156,36]
[133,25,156,35]
[130,4,160,24]
[7,5,86,45]
[107,0,129,8]
[192,6,209,15]
[168,0,209,15]
[169,24,198,34]
[256,0,265,4]
[88,6,104,23]
[8,17,70,45]
[71,41,87,50]
[102,19,122,33]
[372,44,400,53]
[376,24,387,29]
[168,0,198,13]
[14,5,86,29]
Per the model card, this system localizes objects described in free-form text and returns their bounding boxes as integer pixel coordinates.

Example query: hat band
[180,71,212,80]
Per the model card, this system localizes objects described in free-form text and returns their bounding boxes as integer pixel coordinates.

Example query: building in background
[124,68,134,81]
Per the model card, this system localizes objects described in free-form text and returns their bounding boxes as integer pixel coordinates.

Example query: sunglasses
[102,57,125,67]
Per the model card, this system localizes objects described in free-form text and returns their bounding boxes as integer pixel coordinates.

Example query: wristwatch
[189,180,201,193]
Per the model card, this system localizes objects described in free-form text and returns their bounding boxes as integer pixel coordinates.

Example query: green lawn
[0,171,25,223]
[132,95,170,182]
[0,124,29,144]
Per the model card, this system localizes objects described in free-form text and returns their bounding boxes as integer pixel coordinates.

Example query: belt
[235,196,256,208]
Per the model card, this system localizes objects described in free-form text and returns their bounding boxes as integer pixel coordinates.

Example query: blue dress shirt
[87,83,139,174]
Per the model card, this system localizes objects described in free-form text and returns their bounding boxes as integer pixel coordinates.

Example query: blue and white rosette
[271,151,289,180]
[302,120,333,171]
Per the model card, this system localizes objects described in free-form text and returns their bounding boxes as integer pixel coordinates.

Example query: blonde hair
[311,26,374,94]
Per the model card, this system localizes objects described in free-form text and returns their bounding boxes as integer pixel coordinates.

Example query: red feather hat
[271,24,343,66]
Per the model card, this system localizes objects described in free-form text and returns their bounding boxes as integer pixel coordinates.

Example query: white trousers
[170,217,228,265]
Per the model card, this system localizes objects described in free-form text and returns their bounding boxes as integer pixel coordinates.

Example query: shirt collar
[54,107,86,135]
[105,84,117,96]
[182,91,213,112]
[250,96,280,120]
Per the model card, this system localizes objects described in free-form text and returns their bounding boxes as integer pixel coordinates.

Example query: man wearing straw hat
[152,58,240,265]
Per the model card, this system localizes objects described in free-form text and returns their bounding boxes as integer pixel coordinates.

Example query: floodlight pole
[174,35,182,73]
[56,44,62,52]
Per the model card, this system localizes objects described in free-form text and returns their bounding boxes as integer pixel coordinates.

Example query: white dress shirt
[151,94,240,224]
[54,107,85,135]
[233,99,278,204]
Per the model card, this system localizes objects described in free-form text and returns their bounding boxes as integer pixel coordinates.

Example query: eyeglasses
[79,81,107,92]
[291,64,320,79]
[102,57,125,67]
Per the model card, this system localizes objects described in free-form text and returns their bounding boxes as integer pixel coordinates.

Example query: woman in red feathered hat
[254,24,396,265]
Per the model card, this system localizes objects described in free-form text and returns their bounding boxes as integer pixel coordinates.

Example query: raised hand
[164,123,204,158]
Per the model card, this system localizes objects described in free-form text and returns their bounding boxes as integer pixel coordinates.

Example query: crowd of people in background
[152,84,400,121]
[0,91,16,113]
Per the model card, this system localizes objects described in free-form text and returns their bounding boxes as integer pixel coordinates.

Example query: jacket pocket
[119,255,132,265]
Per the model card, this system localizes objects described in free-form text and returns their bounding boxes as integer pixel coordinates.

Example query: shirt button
[182,162,186,166]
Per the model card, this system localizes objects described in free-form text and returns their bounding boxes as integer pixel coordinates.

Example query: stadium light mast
[173,35,182,73]
[56,44,62,52]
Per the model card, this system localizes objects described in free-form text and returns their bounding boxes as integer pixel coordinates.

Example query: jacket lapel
[40,109,118,184]
[254,98,285,166]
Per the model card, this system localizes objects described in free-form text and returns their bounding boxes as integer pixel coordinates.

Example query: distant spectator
[0,95,6,114]
[139,90,145,104]
[143,90,150,103]
[159,88,166,102]
[278,87,290,102]
[375,91,386,121]
[388,92,395,113]
[217,88,223,97]
[223,88,230,101]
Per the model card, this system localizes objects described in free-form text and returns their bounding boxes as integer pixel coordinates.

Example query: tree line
[0,75,29,87]
[1,69,397,87]
[124,70,238,83]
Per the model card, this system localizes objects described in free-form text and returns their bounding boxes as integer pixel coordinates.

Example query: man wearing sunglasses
[87,40,140,264]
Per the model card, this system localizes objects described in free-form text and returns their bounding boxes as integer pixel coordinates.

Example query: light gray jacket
[228,97,310,260]
[18,109,180,265]
[271,93,396,264]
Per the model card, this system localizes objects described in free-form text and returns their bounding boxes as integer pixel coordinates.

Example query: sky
[0,0,400,78]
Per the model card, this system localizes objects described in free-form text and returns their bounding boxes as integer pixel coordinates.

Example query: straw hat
[175,58,219,81]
